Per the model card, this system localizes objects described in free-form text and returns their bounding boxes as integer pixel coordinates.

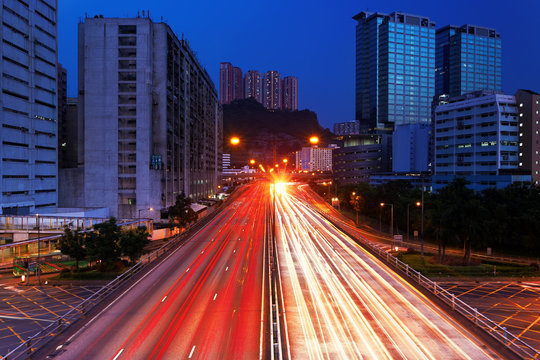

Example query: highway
[53,182,268,360]
[274,182,501,360]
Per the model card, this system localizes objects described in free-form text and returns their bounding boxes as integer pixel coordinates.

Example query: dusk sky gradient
[58,0,540,129]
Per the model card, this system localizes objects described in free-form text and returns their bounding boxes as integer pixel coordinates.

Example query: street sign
[393,235,403,243]
[28,262,37,272]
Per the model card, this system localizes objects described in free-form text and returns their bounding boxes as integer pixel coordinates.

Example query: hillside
[223,98,333,166]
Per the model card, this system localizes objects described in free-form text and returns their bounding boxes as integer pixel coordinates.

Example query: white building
[0,0,58,215]
[296,147,333,172]
[433,91,529,191]
[69,15,221,221]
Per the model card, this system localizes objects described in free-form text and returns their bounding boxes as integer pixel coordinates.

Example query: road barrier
[308,203,540,360]
[2,205,223,360]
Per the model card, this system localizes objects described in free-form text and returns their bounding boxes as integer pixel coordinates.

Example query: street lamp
[407,201,421,243]
[380,203,394,236]
[36,213,40,285]
[351,192,359,225]
[230,136,240,145]
[309,136,319,146]
[249,159,256,165]
[138,207,153,225]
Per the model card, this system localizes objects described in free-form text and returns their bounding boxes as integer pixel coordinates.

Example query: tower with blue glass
[353,11,436,131]
[436,25,501,97]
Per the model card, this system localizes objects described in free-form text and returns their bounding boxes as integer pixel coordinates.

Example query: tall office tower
[244,70,263,104]
[515,89,540,185]
[219,62,234,104]
[433,91,528,191]
[57,64,70,168]
[334,120,360,136]
[392,123,430,173]
[353,11,435,130]
[0,0,58,215]
[233,66,243,101]
[436,25,501,97]
[282,76,298,111]
[78,16,222,220]
[263,70,282,110]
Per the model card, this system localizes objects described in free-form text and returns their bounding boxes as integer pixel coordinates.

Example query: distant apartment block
[282,76,298,111]
[76,16,222,220]
[219,62,234,104]
[0,0,58,215]
[233,66,243,101]
[244,70,263,104]
[333,120,361,136]
[436,25,501,98]
[433,91,529,191]
[263,70,282,110]
[515,89,540,185]
[295,147,333,172]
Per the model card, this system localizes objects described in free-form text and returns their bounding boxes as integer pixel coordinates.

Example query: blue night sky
[59,0,540,130]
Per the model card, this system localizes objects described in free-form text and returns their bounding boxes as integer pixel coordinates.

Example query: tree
[58,225,86,270]
[168,193,198,229]
[86,217,121,269]
[118,226,150,263]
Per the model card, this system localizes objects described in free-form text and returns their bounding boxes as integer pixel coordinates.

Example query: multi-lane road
[53,183,268,359]
[274,182,500,359]
[47,181,505,359]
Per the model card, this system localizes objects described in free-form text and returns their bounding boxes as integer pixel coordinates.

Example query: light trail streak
[274,183,498,360]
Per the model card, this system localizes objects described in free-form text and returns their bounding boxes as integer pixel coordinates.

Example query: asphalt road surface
[274,182,501,359]
[53,183,268,359]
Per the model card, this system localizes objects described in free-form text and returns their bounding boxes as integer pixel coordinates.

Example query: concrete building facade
[334,120,361,136]
[433,91,529,191]
[515,89,540,185]
[77,16,221,221]
[282,76,298,111]
[0,0,58,215]
[392,123,430,173]
[263,70,282,111]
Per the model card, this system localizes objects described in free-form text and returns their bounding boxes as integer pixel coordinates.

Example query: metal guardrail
[311,204,540,360]
[1,215,208,360]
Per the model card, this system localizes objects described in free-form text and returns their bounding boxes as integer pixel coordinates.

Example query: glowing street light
[250,159,256,165]
[230,136,240,145]
[309,136,319,145]
[282,158,288,164]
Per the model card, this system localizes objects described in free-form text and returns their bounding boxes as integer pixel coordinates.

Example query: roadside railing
[308,204,540,360]
[1,208,220,360]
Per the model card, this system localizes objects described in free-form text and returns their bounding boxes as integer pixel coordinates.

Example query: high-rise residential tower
[353,11,435,130]
[0,0,58,215]
[263,70,282,110]
[77,16,221,220]
[244,70,263,104]
[282,76,298,111]
[233,66,243,101]
[436,25,501,97]
[515,89,540,185]
[219,62,234,104]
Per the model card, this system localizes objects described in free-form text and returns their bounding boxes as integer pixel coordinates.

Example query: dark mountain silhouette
[223,98,333,166]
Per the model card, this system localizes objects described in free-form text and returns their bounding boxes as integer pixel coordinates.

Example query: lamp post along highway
[36,213,40,285]
[380,203,393,236]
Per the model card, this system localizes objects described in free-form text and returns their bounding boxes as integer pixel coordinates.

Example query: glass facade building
[354,12,435,130]
[436,25,501,97]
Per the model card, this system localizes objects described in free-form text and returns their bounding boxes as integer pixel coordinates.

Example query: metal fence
[312,205,540,360]
[1,220,194,360]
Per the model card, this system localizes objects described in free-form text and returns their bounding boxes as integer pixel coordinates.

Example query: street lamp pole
[380,203,394,236]
[36,214,40,285]
[421,178,425,261]
[407,204,410,243]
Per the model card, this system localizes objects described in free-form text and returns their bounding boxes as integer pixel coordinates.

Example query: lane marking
[188,345,196,358]
[0,314,54,322]
[213,293,218,301]
[161,296,167,303]
[112,348,124,360]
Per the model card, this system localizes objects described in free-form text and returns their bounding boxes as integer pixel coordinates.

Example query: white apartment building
[296,147,333,172]
[0,0,58,215]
